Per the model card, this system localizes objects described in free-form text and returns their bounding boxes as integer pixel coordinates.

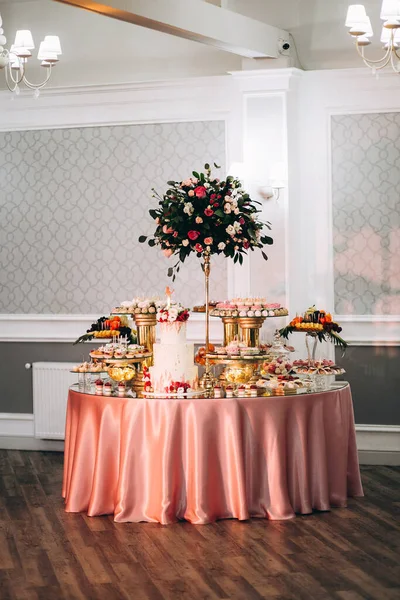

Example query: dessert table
[62,384,363,525]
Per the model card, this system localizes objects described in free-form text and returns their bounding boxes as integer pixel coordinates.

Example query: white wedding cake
[149,304,198,394]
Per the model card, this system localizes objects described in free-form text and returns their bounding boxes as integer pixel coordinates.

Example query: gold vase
[238,317,266,348]
[222,317,240,346]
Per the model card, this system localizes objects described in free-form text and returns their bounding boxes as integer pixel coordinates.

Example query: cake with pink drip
[149,294,198,394]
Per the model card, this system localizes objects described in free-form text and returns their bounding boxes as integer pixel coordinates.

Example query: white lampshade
[350,22,368,35]
[345,5,367,27]
[380,0,400,19]
[381,25,400,43]
[269,162,287,188]
[363,16,374,37]
[43,35,62,55]
[14,29,34,49]
[37,41,59,63]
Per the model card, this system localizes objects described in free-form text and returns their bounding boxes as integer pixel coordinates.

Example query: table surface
[63,383,363,525]
[69,381,349,398]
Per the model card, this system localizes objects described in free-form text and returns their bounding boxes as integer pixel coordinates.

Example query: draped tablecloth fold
[63,386,363,524]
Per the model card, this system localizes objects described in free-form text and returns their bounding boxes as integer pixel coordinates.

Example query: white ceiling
[0,0,388,88]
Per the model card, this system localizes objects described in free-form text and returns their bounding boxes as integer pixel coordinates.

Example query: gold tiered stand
[109,311,157,396]
[221,317,240,346]
[133,312,157,396]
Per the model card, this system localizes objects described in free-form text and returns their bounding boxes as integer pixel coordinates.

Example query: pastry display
[89,343,148,360]
[292,359,345,376]
[210,298,288,318]
[111,297,163,315]
[72,361,107,373]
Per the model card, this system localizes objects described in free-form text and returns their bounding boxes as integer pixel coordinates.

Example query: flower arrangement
[157,304,190,323]
[139,163,272,279]
[279,306,348,350]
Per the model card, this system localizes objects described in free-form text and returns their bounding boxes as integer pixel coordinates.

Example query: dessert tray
[141,389,205,399]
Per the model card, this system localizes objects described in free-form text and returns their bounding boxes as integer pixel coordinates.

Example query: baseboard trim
[358,450,400,466]
[0,413,34,437]
[0,436,64,451]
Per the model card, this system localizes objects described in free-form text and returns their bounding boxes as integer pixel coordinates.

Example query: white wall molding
[289,69,400,348]
[356,424,400,453]
[0,313,223,344]
[336,315,400,346]
[0,413,34,437]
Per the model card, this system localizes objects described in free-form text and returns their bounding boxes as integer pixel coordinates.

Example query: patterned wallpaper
[332,113,400,315]
[0,121,226,313]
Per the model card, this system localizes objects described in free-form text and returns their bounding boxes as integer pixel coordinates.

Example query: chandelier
[345,2,400,73]
[0,12,61,96]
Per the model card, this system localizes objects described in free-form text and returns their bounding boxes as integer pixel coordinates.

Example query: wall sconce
[259,162,287,202]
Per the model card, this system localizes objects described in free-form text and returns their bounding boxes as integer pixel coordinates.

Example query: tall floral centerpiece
[139,163,273,391]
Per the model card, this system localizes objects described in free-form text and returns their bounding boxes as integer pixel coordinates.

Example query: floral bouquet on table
[139,162,273,279]
[157,304,190,323]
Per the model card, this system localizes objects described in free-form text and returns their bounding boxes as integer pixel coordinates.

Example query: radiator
[32,362,76,440]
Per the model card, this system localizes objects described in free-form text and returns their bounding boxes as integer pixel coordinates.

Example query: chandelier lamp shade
[0,13,62,94]
[345,2,400,73]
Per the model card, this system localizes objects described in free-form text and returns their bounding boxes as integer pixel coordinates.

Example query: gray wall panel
[336,345,400,425]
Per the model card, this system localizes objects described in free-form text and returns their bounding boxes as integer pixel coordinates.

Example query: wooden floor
[0,451,399,600]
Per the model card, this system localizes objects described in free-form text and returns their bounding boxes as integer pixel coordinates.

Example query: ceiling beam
[53,0,287,59]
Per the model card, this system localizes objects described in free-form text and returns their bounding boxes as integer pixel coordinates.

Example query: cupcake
[95,379,104,395]
[103,381,112,396]
[117,382,126,397]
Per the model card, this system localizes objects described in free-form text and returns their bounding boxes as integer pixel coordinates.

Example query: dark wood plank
[0,450,399,600]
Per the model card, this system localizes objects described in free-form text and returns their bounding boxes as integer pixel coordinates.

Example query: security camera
[278,39,291,53]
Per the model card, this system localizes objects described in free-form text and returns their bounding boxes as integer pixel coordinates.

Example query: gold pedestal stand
[238,317,266,348]
[222,317,240,346]
[199,252,215,396]
[133,313,157,397]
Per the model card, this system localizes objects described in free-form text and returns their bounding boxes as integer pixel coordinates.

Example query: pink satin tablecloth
[63,385,363,524]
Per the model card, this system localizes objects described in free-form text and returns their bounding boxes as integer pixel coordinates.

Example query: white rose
[224,204,232,214]
[183,202,194,215]
[182,239,189,247]
[226,225,235,236]
[218,242,226,250]
[233,221,241,232]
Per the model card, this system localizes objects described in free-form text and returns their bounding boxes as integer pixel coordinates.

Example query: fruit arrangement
[74,315,137,345]
[279,306,348,350]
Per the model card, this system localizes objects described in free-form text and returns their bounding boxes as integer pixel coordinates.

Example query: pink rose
[195,243,203,253]
[188,190,195,197]
[194,186,207,199]
[163,225,174,234]
[210,194,216,200]
[204,237,213,245]
[204,208,214,217]
[195,216,203,224]
[188,230,200,241]
[214,203,219,208]
[163,249,173,258]
[173,231,178,238]
[239,217,245,225]
[155,217,160,224]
